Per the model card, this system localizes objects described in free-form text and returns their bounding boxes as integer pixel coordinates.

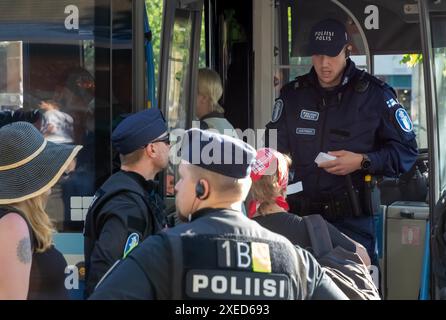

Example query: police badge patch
[395,108,413,133]
[122,232,140,258]
[300,110,319,121]
[271,99,284,123]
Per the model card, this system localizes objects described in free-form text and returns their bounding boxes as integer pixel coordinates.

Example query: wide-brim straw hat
[0,121,82,204]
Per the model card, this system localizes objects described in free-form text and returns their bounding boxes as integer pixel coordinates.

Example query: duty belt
[291,191,372,222]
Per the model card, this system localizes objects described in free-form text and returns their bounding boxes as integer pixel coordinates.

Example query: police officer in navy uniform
[83,108,170,298]
[89,128,347,300]
[266,19,418,265]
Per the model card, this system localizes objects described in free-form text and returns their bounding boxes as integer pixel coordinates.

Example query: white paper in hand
[314,152,337,165]
[286,181,303,195]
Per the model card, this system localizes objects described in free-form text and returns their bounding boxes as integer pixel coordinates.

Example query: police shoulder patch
[395,108,413,133]
[122,232,140,258]
[271,99,284,123]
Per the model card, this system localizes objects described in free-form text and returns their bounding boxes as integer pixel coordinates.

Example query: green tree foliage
[145,0,163,80]
[401,54,423,68]
[145,0,206,81]
[401,52,446,77]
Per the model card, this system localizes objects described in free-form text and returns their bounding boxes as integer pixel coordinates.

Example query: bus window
[273,0,370,98]
[0,41,22,108]
[373,54,428,149]
[146,0,164,102]
[273,1,428,149]
[146,0,206,103]
[159,2,203,197]
[0,1,132,233]
[431,14,446,191]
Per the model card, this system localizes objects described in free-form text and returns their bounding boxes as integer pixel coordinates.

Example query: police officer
[266,19,418,264]
[89,128,347,300]
[83,108,170,298]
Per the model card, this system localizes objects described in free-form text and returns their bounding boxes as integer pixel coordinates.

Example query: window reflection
[374,54,428,149]
[35,64,97,232]
[431,16,446,191]
[0,1,108,232]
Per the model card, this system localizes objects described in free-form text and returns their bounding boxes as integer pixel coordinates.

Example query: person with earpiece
[89,128,347,300]
[265,18,418,267]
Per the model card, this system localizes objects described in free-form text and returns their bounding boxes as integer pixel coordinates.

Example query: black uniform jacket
[83,170,165,297]
[266,59,418,198]
[90,208,347,300]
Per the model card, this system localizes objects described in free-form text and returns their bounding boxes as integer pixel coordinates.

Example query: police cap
[309,18,349,57]
[112,108,167,155]
[180,128,256,179]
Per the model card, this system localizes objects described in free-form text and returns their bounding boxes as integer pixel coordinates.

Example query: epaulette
[355,71,397,96]
[353,70,370,93]
[293,74,310,90]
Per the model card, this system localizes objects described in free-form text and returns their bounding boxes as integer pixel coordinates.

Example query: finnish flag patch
[386,98,399,108]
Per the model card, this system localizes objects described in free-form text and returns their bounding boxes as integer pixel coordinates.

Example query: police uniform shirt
[266,59,418,198]
[83,170,166,297]
[90,208,347,300]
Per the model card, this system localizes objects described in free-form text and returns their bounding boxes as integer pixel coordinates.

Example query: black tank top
[0,206,69,300]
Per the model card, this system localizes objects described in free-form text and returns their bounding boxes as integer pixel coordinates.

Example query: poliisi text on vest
[186,270,290,299]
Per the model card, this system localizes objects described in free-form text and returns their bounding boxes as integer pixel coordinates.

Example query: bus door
[201,0,254,131]
[420,0,446,299]
[269,0,432,299]
[158,0,203,212]
[0,0,134,298]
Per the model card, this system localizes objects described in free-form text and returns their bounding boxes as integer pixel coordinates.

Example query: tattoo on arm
[17,237,32,264]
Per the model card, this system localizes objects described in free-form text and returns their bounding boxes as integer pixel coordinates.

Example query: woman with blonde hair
[0,122,82,299]
[196,68,238,138]
[248,147,370,265]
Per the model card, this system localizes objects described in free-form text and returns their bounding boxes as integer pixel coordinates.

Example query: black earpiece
[195,181,205,199]
[345,45,352,59]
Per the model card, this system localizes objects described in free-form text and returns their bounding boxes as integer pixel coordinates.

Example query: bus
[0,0,444,300]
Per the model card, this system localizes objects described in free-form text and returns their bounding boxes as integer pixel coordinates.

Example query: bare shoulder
[0,212,32,266]
[0,212,29,235]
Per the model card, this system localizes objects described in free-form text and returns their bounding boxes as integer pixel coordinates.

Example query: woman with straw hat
[0,121,82,299]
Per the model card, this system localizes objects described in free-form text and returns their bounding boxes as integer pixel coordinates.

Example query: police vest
[83,171,166,268]
[160,233,300,300]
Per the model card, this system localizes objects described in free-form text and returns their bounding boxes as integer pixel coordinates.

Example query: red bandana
[248,148,289,218]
